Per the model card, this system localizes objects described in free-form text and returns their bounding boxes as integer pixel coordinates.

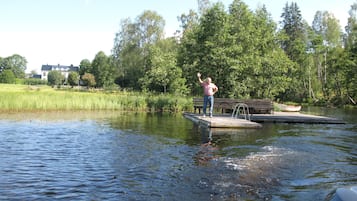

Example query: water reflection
[194,126,219,166]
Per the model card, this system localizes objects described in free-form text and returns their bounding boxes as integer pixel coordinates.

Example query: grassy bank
[0,84,193,112]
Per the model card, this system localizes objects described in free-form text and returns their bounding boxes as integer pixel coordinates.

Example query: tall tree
[345,3,357,50]
[91,51,115,88]
[140,38,187,94]
[279,2,308,102]
[180,2,231,96]
[311,10,343,101]
[113,11,165,89]
[79,59,92,76]
[197,0,211,15]
[1,54,27,78]
[252,5,295,99]
[177,9,200,92]
[280,2,305,61]
[313,11,342,47]
[344,2,357,104]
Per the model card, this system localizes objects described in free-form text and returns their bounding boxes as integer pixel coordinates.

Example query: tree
[279,2,309,102]
[91,51,116,88]
[180,2,231,96]
[81,73,96,88]
[112,11,165,89]
[0,69,16,83]
[0,54,27,78]
[345,2,357,50]
[198,0,212,15]
[79,59,92,76]
[311,10,343,101]
[252,5,295,99]
[140,38,188,94]
[47,70,64,87]
[280,2,305,56]
[178,0,296,99]
[177,9,200,92]
[68,71,79,87]
[344,2,357,104]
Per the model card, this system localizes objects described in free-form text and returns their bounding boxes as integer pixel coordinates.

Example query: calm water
[0,108,356,201]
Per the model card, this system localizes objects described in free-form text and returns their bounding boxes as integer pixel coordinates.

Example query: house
[41,64,79,80]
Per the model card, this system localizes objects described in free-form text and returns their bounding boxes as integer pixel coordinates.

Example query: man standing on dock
[197,72,218,118]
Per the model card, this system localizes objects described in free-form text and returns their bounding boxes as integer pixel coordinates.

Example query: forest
[1,0,356,106]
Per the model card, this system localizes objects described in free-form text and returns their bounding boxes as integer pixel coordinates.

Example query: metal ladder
[232,103,250,121]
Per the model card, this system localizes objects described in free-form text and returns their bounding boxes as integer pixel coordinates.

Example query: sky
[0,0,354,73]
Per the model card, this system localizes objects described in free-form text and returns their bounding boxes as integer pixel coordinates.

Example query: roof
[41,64,79,71]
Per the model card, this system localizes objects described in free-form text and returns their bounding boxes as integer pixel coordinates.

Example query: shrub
[82,73,96,88]
[47,70,65,87]
[0,70,16,83]
[24,78,48,85]
[68,72,79,87]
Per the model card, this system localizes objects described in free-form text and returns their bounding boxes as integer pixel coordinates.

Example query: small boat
[276,104,302,112]
[329,186,357,201]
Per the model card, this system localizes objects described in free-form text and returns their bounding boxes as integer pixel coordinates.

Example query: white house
[41,64,79,80]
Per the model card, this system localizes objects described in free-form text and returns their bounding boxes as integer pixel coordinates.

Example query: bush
[0,70,16,83]
[68,72,79,87]
[24,78,48,85]
[82,73,96,88]
[47,71,64,87]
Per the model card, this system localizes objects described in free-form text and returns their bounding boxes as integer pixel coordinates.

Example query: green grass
[0,84,193,112]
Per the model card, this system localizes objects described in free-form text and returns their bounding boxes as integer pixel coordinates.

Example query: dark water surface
[0,108,356,201]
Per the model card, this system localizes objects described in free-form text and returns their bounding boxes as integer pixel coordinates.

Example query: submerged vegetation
[0,84,192,112]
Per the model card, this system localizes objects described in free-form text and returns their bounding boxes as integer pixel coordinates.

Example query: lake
[0,107,356,201]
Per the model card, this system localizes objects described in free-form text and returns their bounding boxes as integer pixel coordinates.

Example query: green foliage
[139,38,189,95]
[146,94,192,112]
[91,51,116,88]
[23,78,47,85]
[0,70,16,83]
[178,1,295,100]
[68,1,354,106]
[113,11,165,90]
[0,54,27,78]
[0,84,192,112]
[82,73,96,88]
[47,70,64,87]
[68,71,79,87]
[79,59,92,76]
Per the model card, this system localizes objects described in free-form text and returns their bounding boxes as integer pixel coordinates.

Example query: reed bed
[0,84,193,112]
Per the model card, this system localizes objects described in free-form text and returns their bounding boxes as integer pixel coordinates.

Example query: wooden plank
[250,112,345,124]
[183,112,345,127]
[183,113,262,128]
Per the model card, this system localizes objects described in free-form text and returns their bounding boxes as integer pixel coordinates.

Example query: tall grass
[0,84,193,112]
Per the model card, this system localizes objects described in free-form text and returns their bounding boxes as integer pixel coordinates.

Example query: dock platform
[250,112,345,124]
[183,113,262,128]
[183,112,344,129]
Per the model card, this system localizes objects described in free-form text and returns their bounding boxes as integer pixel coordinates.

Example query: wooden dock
[183,112,344,129]
[250,112,345,124]
[183,113,262,128]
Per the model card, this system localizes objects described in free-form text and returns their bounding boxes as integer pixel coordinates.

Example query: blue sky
[0,0,354,73]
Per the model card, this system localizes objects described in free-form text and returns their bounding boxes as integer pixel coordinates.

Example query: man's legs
[208,96,214,117]
[203,96,208,116]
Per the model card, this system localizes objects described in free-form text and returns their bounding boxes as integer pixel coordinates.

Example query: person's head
[206,77,212,83]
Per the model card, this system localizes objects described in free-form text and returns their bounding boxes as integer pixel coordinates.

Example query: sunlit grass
[0,84,193,112]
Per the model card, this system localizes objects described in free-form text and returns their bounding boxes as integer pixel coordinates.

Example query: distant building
[32,74,42,79]
[41,64,79,80]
